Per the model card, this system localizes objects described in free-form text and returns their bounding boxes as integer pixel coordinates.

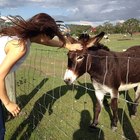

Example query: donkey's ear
[66,35,78,44]
[87,32,105,48]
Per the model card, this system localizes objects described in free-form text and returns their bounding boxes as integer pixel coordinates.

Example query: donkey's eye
[76,56,84,62]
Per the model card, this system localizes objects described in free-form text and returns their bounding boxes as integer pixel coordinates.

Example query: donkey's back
[116,45,140,84]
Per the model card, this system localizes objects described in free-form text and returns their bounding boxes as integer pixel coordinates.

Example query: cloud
[45,0,140,24]
[0,0,45,8]
[0,0,140,25]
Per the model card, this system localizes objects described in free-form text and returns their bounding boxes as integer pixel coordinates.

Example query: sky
[0,0,140,26]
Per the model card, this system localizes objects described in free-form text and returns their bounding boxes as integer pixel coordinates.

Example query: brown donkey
[64,32,140,130]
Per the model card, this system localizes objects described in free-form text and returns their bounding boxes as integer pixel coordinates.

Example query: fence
[5,72,16,103]
[5,47,140,140]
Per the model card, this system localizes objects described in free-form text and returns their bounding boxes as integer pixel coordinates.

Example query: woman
[0,13,82,139]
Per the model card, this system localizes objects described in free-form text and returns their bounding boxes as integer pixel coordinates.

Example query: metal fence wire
[5,48,140,140]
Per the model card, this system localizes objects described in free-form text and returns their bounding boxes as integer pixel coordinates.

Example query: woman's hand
[5,101,20,117]
[65,43,83,51]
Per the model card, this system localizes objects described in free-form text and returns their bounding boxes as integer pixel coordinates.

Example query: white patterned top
[0,36,31,72]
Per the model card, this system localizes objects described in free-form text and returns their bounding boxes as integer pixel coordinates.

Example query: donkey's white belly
[93,80,139,92]
[119,83,139,91]
[92,80,140,101]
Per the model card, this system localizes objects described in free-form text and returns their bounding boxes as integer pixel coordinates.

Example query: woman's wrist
[4,100,10,107]
[65,43,70,49]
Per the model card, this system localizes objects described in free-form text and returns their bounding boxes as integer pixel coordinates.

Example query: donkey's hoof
[111,126,117,132]
[88,123,99,132]
[88,126,99,132]
[131,115,136,119]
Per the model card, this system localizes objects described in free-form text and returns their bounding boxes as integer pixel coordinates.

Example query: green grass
[5,34,140,140]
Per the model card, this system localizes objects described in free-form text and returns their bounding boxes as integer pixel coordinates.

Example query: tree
[103,22,114,34]
[123,18,140,36]
[114,22,124,34]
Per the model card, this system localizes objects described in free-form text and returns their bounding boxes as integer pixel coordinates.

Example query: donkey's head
[64,32,105,85]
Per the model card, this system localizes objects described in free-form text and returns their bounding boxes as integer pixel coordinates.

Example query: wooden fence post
[5,72,16,103]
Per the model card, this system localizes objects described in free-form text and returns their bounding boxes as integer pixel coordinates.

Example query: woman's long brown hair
[0,13,66,46]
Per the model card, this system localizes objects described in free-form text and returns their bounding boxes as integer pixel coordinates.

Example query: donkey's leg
[89,90,104,129]
[110,90,119,131]
[132,85,140,116]
[110,98,118,129]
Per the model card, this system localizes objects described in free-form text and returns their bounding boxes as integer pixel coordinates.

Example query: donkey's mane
[88,43,110,51]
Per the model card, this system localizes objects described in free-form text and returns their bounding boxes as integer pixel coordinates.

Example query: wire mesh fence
[5,47,140,140]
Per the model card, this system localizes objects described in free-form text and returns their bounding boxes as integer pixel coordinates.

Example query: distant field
[5,34,140,140]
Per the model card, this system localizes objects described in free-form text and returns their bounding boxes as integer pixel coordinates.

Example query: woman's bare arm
[0,40,26,116]
[31,35,83,51]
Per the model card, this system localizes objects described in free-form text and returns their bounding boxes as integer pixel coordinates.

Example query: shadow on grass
[73,109,104,140]
[74,82,105,140]
[10,80,138,140]
[104,99,138,140]
[75,82,138,140]
[118,90,138,140]
[75,82,97,112]
[120,90,135,116]
[10,84,72,140]
[17,78,49,109]
[75,82,110,124]
[5,78,49,122]
[118,108,138,140]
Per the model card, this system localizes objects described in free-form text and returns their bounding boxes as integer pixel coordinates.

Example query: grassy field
[5,33,140,140]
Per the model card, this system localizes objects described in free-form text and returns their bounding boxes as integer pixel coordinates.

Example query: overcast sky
[0,0,140,26]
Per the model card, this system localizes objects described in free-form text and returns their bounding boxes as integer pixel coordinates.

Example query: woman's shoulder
[5,38,29,54]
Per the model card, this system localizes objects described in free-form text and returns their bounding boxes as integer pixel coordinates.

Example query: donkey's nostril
[67,78,71,82]
[64,78,71,85]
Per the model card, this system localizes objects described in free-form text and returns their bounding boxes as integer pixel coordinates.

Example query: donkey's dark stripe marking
[64,32,140,130]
